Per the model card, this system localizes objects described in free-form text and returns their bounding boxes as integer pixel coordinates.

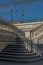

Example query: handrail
[37,35,43,56]
[30,23,43,38]
[31,24,43,32]
[30,23,43,56]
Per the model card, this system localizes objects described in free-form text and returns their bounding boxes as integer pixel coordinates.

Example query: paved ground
[0,60,43,65]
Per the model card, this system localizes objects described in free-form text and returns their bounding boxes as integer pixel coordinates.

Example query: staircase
[0,43,42,63]
[0,21,43,63]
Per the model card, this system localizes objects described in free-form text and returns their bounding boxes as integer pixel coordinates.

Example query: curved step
[0,52,36,56]
[2,50,28,53]
[0,57,42,63]
[2,51,30,55]
[0,54,40,59]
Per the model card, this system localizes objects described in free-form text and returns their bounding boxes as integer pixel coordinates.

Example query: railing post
[30,31,33,52]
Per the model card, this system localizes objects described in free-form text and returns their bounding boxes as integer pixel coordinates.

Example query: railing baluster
[30,23,43,56]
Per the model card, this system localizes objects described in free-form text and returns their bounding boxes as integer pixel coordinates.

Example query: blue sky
[0,0,43,22]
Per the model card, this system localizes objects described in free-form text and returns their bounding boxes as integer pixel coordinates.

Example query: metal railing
[12,24,41,54]
[30,23,43,55]
[30,24,43,39]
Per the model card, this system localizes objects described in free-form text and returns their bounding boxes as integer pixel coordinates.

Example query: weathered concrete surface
[13,22,43,31]
[0,41,16,52]
[0,42,7,52]
[0,24,14,32]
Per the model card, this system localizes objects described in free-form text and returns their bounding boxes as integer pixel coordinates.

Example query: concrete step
[2,50,29,53]
[8,44,24,46]
[3,49,24,52]
[6,46,25,48]
[0,54,40,59]
[5,48,24,50]
[2,51,29,54]
[2,49,28,52]
[0,56,42,63]
[7,46,25,48]
[0,52,36,56]
[3,47,26,51]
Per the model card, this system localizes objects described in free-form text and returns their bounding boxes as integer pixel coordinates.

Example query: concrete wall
[0,35,16,52]
[13,22,43,30]
[0,42,7,52]
[0,24,14,32]
[0,42,16,52]
[0,29,16,52]
[0,22,17,52]
[25,32,30,39]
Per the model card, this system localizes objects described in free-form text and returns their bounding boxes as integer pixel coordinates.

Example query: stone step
[0,52,36,56]
[5,48,24,51]
[2,50,29,53]
[5,48,24,50]
[3,49,24,52]
[8,44,25,46]
[2,51,29,54]
[8,46,25,48]
[0,56,42,63]
[6,46,25,48]
[0,54,40,59]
